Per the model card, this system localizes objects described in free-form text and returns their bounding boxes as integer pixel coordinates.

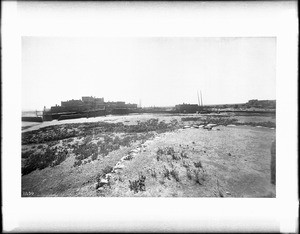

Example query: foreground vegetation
[22,119,179,175]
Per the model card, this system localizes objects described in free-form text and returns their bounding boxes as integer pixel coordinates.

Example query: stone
[204,125,212,130]
[114,164,125,169]
[100,178,108,184]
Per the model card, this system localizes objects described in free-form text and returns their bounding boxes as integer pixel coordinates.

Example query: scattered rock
[203,125,213,130]
[226,191,231,195]
[114,164,125,170]
[228,153,231,156]
[227,124,236,127]
[100,178,108,184]
[184,125,190,129]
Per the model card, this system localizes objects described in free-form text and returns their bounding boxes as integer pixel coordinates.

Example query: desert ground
[21,113,276,197]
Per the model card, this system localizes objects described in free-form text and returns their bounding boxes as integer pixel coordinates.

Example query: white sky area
[22,37,276,110]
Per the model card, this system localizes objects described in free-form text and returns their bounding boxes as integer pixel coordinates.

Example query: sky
[22,37,276,110]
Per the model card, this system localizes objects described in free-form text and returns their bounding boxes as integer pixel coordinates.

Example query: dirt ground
[21,114,276,197]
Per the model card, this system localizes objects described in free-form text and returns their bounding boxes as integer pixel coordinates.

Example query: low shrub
[194,169,205,185]
[102,165,113,175]
[172,153,181,161]
[186,168,193,180]
[163,166,171,180]
[182,160,191,168]
[22,147,69,175]
[166,147,175,156]
[181,151,188,158]
[74,142,98,161]
[170,168,180,182]
[51,150,68,167]
[129,173,146,193]
[91,153,98,161]
[194,161,203,169]
[22,150,34,159]
[73,159,82,167]
[149,169,157,179]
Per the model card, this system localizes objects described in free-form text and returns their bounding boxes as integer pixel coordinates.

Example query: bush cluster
[156,147,181,161]
[163,166,171,180]
[22,125,78,145]
[22,147,68,175]
[22,119,179,145]
[73,133,154,167]
[129,173,146,193]
[73,143,98,161]
[170,168,180,182]
[194,161,203,169]
[22,150,35,159]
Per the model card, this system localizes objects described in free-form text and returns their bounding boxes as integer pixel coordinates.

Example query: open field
[22,113,276,197]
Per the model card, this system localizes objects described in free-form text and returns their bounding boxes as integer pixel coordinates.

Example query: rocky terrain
[22,114,276,197]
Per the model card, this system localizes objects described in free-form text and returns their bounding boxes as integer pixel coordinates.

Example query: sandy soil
[21,114,276,197]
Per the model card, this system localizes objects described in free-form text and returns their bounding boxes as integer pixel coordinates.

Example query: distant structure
[175,103,201,113]
[43,96,137,121]
[203,99,276,113]
[175,90,205,113]
[245,99,276,109]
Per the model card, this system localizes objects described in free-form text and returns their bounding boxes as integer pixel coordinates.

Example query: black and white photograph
[2,1,298,233]
[21,36,277,198]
